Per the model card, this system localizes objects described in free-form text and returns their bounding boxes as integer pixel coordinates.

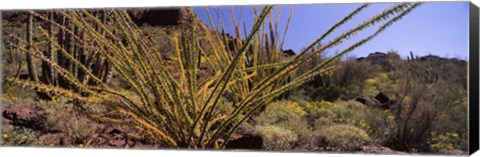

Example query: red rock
[225,134,263,150]
[445,149,467,155]
[127,7,192,27]
[38,133,65,145]
[85,125,157,149]
[359,145,408,154]
[2,105,47,130]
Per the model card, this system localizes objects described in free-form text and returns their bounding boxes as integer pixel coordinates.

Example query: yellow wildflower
[365,78,377,84]
[286,101,307,117]
[447,143,454,150]
[379,73,389,79]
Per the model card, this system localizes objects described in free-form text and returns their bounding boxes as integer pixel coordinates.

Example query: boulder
[360,145,408,154]
[356,57,366,61]
[282,49,296,57]
[364,51,395,71]
[374,92,390,104]
[85,125,158,149]
[3,8,193,28]
[128,7,192,27]
[225,134,263,150]
[366,52,387,64]
[354,95,383,108]
[355,92,400,110]
[444,149,467,155]
[38,132,66,145]
[86,125,130,148]
[291,137,324,152]
[2,105,47,130]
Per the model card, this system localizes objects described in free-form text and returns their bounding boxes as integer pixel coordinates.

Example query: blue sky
[193,2,470,60]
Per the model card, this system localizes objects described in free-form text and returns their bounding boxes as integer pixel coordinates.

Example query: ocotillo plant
[4,3,422,148]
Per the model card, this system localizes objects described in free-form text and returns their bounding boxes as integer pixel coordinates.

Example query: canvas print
[0,2,472,155]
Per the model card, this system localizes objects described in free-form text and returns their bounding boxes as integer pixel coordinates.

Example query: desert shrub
[43,102,98,146]
[1,125,45,146]
[330,58,383,92]
[335,116,390,145]
[314,117,334,128]
[298,56,382,101]
[329,100,371,120]
[440,99,468,150]
[2,84,98,146]
[2,83,38,102]
[428,132,462,153]
[255,100,311,138]
[278,120,311,140]
[301,99,391,146]
[296,46,465,153]
[305,89,391,145]
[2,83,97,146]
[368,53,468,152]
[256,100,307,124]
[311,85,357,101]
[386,51,401,60]
[317,124,369,151]
[357,109,393,145]
[4,91,102,147]
[140,25,175,50]
[304,96,371,124]
[304,100,337,121]
[254,125,298,151]
[362,72,390,97]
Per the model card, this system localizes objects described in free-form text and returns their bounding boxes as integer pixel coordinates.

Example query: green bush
[428,132,462,153]
[255,100,311,138]
[254,125,298,151]
[318,124,369,151]
[298,57,382,101]
[1,125,45,146]
[303,100,390,147]
[255,100,307,124]
[304,100,337,122]
[2,84,99,147]
[330,100,370,120]
[307,100,390,145]
[311,85,357,101]
[332,58,383,90]
[314,117,334,129]
[375,56,468,152]
[43,103,99,146]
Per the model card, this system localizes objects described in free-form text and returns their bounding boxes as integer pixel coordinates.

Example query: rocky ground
[1,105,159,148]
[1,104,467,155]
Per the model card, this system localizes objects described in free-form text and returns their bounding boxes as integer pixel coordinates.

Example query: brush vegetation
[2,3,466,154]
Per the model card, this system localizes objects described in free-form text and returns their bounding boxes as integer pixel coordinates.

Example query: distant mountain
[356,51,467,71]
[356,52,398,71]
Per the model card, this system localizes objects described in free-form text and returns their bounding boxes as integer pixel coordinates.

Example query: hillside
[0,5,468,155]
